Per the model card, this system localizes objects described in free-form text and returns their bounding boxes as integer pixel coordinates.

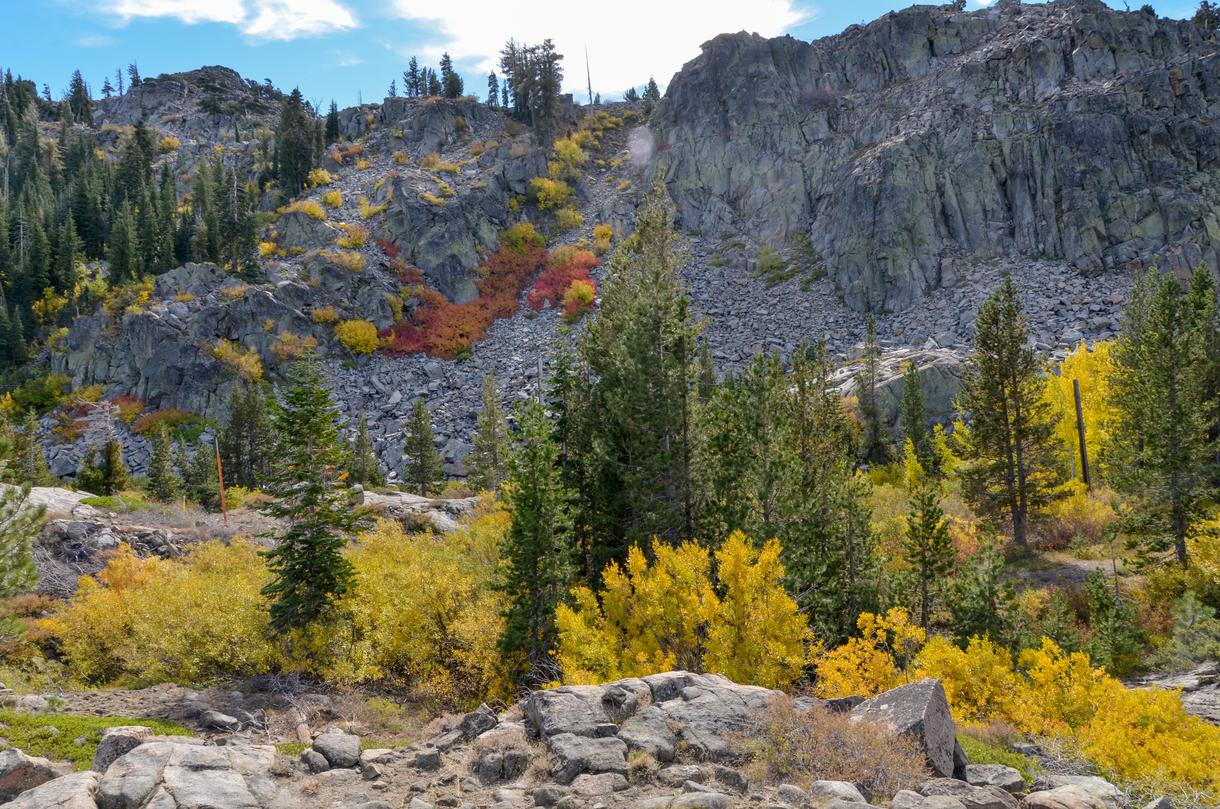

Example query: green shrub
[0,710,192,770]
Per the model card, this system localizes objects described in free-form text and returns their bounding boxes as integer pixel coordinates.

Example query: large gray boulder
[96,741,278,809]
[1026,775,1122,809]
[0,771,100,809]
[93,727,155,773]
[916,778,1018,809]
[965,764,1024,795]
[0,750,64,801]
[851,679,958,778]
[312,729,361,769]
[547,733,628,785]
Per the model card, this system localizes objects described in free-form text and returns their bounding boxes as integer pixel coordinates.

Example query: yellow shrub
[271,331,318,361]
[358,196,388,219]
[157,135,180,153]
[561,279,596,322]
[1041,340,1116,480]
[554,207,584,232]
[593,224,613,254]
[548,137,587,181]
[356,158,373,170]
[47,541,279,685]
[337,223,369,248]
[616,179,632,192]
[308,168,335,187]
[334,319,379,355]
[283,200,326,220]
[913,636,1020,723]
[557,532,811,689]
[321,190,343,208]
[321,250,364,273]
[311,306,339,324]
[815,609,925,698]
[305,514,511,706]
[422,152,460,173]
[220,283,249,299]
[436,181,455,198]
[1186,514,1220,600]
[421,192,445,206]
[32,289,67,325]
[1042,480,1117,547]
[211,339,263,382]
[393,150,410,166]
[530,177,572,211]
[258,241,277,257]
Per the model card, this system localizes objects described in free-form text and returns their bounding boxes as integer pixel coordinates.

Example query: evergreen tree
[642,77,661,103]
[54,211,81,298]
[324,100,340,144]
[624,87,640,102]
[1110,267,1216,567]
[1084,569,1141,674]
[958,275,1061,547]
[13,412,50,485]
[67,69,92,125]
[949,538,1016,646]
[101,77,114,99]
[487,72,500,107]
[346,411,383,487]
[258,359,362,634]
[147,423,179,502]
[426,69,442,97]
[899,362,933,472]
[855,315,887,464]
[387,79,398,99]
[0,463,43,598]
[902,475,955,629]
[404,57,421,97]
[467,372,509,492]
[498,400,574,684]
[181,442,220,510]
[127,63,141,88]
[107,202,141,284]
[403,398,444,495]
[578,183,700,565]
[274,89,314,196]
[439,53,464,98]
[78,439,130,495]
[218,383,274,490]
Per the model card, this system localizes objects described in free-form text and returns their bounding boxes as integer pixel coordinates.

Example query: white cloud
[242,0,358,40]
[390,0,811,99]
[101,0,356,39]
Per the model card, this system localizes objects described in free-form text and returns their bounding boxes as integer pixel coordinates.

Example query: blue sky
[4,0,1200,109]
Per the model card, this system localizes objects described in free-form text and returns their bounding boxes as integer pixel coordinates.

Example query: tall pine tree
[403,398,444,495]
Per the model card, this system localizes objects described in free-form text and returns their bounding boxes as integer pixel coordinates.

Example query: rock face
[652,0,1220,311]
[0,749,64,801]
[95,740,278,809]
[851,679,958,778]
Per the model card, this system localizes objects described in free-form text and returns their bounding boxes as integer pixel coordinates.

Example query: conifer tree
[426,69,442,97]
[467,372,508,492]
[324,100,340,144]
[404,57,421,97]
[101,77,114,99]
[108,202,140,284]
[487,72,500,107]
[0,462,43,598]
[855,315,888,464]
[403,398,444,495]
[78,439,129,495]
[147,423,179,502]
[958,275,1060,547]
[346,411,383,487]
[259,359,361,634]
[218,383,274,490]
[67,69,92,125]
[13,412,50,486]
[499,400,574,684]
[900,362,933,472]
[387,79,398,99]
[949,538,1016,646]
[439,53,463,98]
[1110,267,1216,567]
[903,470,955,628]
[274,89,314,196]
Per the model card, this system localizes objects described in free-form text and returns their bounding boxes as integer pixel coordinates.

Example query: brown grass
[746,696,929,799]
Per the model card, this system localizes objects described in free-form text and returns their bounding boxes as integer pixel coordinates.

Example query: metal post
[214,435,228,524]
[1073,378,1091,488]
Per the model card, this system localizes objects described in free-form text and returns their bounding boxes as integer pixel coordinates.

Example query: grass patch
[277,742,308,757]
[79,492,154,513]
[957,733,1039,782]
[0,710,192,770]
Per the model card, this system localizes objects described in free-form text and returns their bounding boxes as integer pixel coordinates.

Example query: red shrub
[527,246,599,311]
[377,239,402,261]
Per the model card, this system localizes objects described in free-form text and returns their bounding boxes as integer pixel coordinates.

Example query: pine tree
[405,57,421,97]
[127,63,141,88]
[855,315,888,464]
[324,100,340,144]
[1083,569,1141,673]
[387,79,398,99]
[55,211,81,298]
[0,463,42,598]
[899,362,933,472]
[426,69,442,97]
[439,53,463,98]
[578,183,700,565]
[467,372,509,492]
[958,275,1061,547]
[13,412,50,485]
[147,423,179,502]
[181,442,219,510]
[498,400,574,684]
[101,77,114,99]
[107,202,140,284]
[78,439,129,495]
[218,383,274,490]
[903,476,955,629]
[346,411,383,487]
[1110,267,1216,567]
[487,72,500,107]
[402,398,444,495]
[67,69,92,125]
[949,538,1016,646]
[258,359,362,634]
[274,89,314,196]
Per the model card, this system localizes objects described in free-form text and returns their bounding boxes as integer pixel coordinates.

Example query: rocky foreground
[0,672,1146,809]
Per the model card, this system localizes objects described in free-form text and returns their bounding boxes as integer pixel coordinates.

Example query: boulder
[636,794,734,809]
[852,679,957,777]
[1025,777,1122,809]
[964,764,1024,795]
[916,778,1017,809]
[525,688,614,740]
[616,706,678,762]
[809,781,867,804]
[200,710,241,732]
[891,789,925,809]
[1029,776,1120,805]
[96,740,278,809]
[0,749,64,801]
[546,733,628,785]
[0,770,100,809]
[459,704,498,740]
[312,729,361,769]
[300,749,329,773]
[93,726,155,773]
[569,773,628,796]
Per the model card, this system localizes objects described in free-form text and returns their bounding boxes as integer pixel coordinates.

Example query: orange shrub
[527,246,599,312]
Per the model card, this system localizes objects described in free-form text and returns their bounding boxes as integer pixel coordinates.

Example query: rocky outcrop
[96,740,278,809]
[1131,661,1220,724]
[652,0,1220,312]
[851,679,961,779]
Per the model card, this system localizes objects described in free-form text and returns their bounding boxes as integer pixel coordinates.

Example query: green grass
[80,492,153,512]
[276,742,308,757]
[958,733,1040,782]
[0,710,192,770]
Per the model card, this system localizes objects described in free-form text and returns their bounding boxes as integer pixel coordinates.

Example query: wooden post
[214,435,228,524]
[1073,378,1091,488]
